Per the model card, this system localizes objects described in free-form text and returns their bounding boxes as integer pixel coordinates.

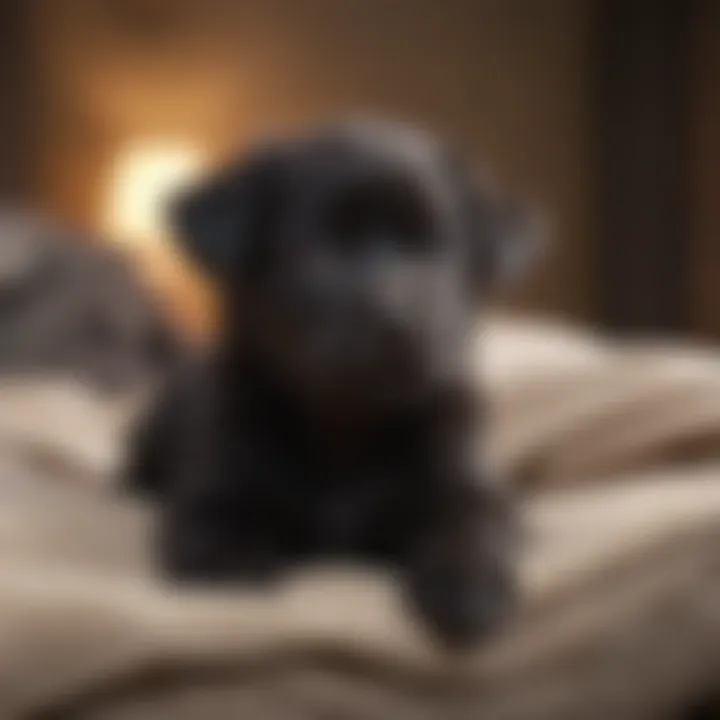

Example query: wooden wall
[690,0,720,338]
[0,3,40,203]
[35,0,597,323]
[17,0,719,337]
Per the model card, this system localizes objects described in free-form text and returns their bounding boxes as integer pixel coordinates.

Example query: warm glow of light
[102,139,218,340]
[104,140,207,246]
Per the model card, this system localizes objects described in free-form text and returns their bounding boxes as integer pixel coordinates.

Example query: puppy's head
[171,121,539,403]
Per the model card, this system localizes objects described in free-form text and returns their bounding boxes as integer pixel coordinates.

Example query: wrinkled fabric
[1,316,719,719]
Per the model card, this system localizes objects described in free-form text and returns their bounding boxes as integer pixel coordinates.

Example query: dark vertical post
[597,0,693,333]
[0,1,40,203]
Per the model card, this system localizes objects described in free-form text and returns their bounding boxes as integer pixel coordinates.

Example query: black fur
[126,120,536,648]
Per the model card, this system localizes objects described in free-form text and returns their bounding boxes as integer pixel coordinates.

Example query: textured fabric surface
[1,317,719,719]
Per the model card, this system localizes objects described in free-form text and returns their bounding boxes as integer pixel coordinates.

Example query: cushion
[1,316,719,719]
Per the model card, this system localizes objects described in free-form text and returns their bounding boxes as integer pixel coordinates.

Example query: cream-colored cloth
[483,316,720,483]
[1,316,720,719]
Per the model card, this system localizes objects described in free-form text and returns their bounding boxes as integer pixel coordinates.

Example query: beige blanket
[1,317,719,719]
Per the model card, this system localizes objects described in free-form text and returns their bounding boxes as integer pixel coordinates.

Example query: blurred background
[1,0,717,341]
[1,4,720,718]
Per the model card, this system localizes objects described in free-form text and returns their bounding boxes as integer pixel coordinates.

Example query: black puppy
[127,120,536,647]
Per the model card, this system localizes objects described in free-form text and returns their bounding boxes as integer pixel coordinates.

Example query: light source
[102,139,216,338]
[104,139,206,247]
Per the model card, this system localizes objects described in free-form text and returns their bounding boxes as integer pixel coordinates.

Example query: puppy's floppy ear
[473,194,544,291]
[457,161,544,296]
[168,147,284,280]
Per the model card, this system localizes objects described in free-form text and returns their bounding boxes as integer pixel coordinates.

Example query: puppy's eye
[326,181,429,252]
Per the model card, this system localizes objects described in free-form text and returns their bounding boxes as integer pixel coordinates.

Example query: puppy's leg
[160,481,282,586]
[137,373,284,586]
[124,368,205,500]
[123,386,177,499]
[404,476,518,648]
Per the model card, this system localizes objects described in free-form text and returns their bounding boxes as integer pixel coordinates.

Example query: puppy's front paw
[160,522,282,587]
[407,560,516,649]
[163,546,282,587]
[405,481,519,649]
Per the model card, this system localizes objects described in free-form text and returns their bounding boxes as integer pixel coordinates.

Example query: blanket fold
[1,316,719,719]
